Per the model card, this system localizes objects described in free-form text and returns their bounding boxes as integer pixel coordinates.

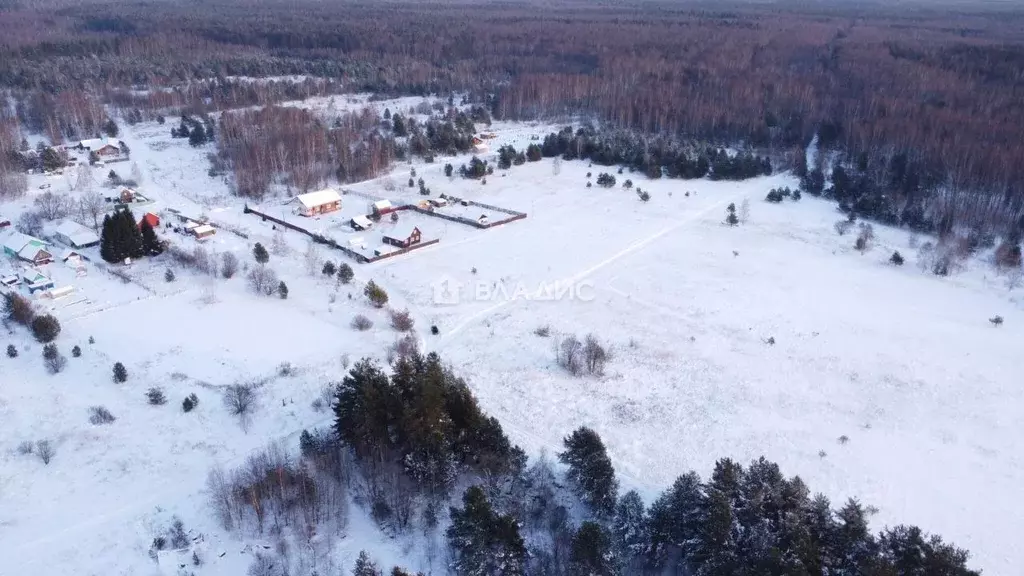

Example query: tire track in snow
[436,194,740,349]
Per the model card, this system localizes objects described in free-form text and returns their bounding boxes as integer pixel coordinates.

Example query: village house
[472,136,489,154]
[294,189,341,217]
[76,137,123,158]
[382,225,422,248]
[140,212,160,229]
[2,231,53,265]
[21,268,55,294]
[53,220,100,249]
[192,224,216,240]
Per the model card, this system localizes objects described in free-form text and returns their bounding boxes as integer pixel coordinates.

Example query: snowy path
[436,194,739,349]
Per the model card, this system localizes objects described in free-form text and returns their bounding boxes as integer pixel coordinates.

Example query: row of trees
[212,352,980,576]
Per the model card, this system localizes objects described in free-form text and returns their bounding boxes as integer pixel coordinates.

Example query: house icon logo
[432,276,462,305]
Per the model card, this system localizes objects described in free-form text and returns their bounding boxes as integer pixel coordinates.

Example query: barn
[382,225,422,248]
[295,189,342,217]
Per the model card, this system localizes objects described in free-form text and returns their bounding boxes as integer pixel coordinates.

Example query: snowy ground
[1,103,1022,575]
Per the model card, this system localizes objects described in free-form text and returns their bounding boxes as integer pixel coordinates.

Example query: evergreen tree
[31,315,61,343]
[726,203,739,226]
[141,218,163,255]
[164,268,175,282]
[337,263,354,284]
[364,280,389,308]
[559,426,619,516]
[352,551,383,576]
[112,361,128,383]
[333,359,398,459]
[100,214,118,263]
[278,281,288,299]
[647,472,704,569]
[447,486,527,576]
[253,242,270,264]
[6,344,17,358]
[322,261,337,276]
[444,163,454,178]
[890,251,905,265]
[102,118,119,137]
[613,490,649,571]
[526,143,542,162]
[188,124,207,147]
[568,521,616,576]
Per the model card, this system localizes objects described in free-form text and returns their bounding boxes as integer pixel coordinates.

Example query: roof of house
[3,231,46,253]
[55,220,100,246]
[373,199,392,209]
[295,188,341,209]
[78,137,116,150]
[193,224,216,235]
[22,268,51,284]
[62,248,84,261]
[384,224,421,240]
[141,213,160,227]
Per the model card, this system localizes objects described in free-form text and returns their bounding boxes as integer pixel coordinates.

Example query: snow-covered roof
[55,220,100,247]
[78,137,119,150]
[193,224,215,234]
[295,188,341,209]
[2,231,46,253]
[374,245,400,256]
[373,199,392,209]
[385,224,420,240]
[22,268,50,284]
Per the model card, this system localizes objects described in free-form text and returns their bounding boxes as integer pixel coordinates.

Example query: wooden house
[295,189,341,217]
[382,225,422,248]
[370,199,394,216]
[192,224,216,240]
[54,220,100,249]
[2,231,53,265]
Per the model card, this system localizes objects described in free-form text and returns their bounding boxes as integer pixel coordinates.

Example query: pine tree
[726,203,739,226]
[613,490,649,571]
[278,281,289,299]
[647,472,704,569]
[252,242,269,265]
[141,218,162,255]
[559,427,619,516]
[112,361,128,383]
[164,268,175,282]
[569,521,616,576]
[890,251,904,265]
[447,486,526,576]
[322,261,337,276]
[71,345,81,357]
[364,280,388,308]
[7,344,19,358]
[337,263,354,284]
[100,214,118,263]
[352,551,382,576]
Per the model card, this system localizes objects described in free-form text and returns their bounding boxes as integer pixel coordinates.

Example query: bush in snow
[387,334,419,363]
[582,334,609,376]
[42,343,67,374]
[637,189,650,202]
[224,383,258,430]
[221,252,239,278]
[36,439,55,464]
[89,405,117,425]
[534,325,551,337]
[168,517,190,549]
[252,242,269,265]
[389,308,414,332]
[351,314,373,331]
[31,314,61,343]
[337,263,354,284]
[890,251,905,266]
[164,268,176,282]
[277,280,289,299]
[3,292,35,326]
[364,280,388,308]
[147,387,167,405]
[7,344,18,358]
[834,220,853,236]
[990,315,1004,326]
[71,345,81,357]
[17,440,33,455]
[112,361,128,383]
[182,392,199,412]
[322,261,336,276]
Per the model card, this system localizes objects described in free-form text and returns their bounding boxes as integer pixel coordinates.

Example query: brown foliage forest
[2,0,1024,233]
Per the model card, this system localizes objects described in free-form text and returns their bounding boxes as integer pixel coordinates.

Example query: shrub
[387,334,419,363]
[182,392,199,412]
[431,325,439,335]
[389,308,415,331]
[3,292,35,326]
[71,345,81,358]
[277,281,289,299]
[223,383,257,416]
[596,173,616,187]
[557,334,584,376]
[582,334,609,376]
[622,179,633,189]
[252,242,269,264]
[247,266,279,295]
[322,261,337,276]
[890,251,905,265]
[364,280,389,308]
[164,268,176,282]
[36,439,55,464]
[112,361,128,383]
[637,189,650,202]
[89,405,117,425]
[42,343,67,374]
[337,263,354,284]
[6,344,17,358]
[168,517,190,549]
[31,314,61,343]
[534,325,551,337]
[990,315,1004,326]
[147,387,167,405]
[834,220,853,236]
[221,252,239,278]
[766,189,784,203]
[351,314,373,331]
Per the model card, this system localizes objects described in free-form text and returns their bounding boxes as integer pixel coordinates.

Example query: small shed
[371,199,394,216]
[192,224,216,240]
[0,273,19,287]
[295,189,342,217]
[48,285,75,299]
[54,220,100,249]
[351,215,374,231]
[120,187,138,203]
[140,212,160,229]
[382,225,422,249]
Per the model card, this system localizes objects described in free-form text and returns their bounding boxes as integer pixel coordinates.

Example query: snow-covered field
[1,100,1022,575]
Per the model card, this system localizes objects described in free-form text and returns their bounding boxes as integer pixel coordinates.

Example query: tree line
[208,352,979,576]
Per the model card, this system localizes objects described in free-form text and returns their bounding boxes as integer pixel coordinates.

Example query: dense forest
[1,0,1024,235]
[210,352,980,575]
